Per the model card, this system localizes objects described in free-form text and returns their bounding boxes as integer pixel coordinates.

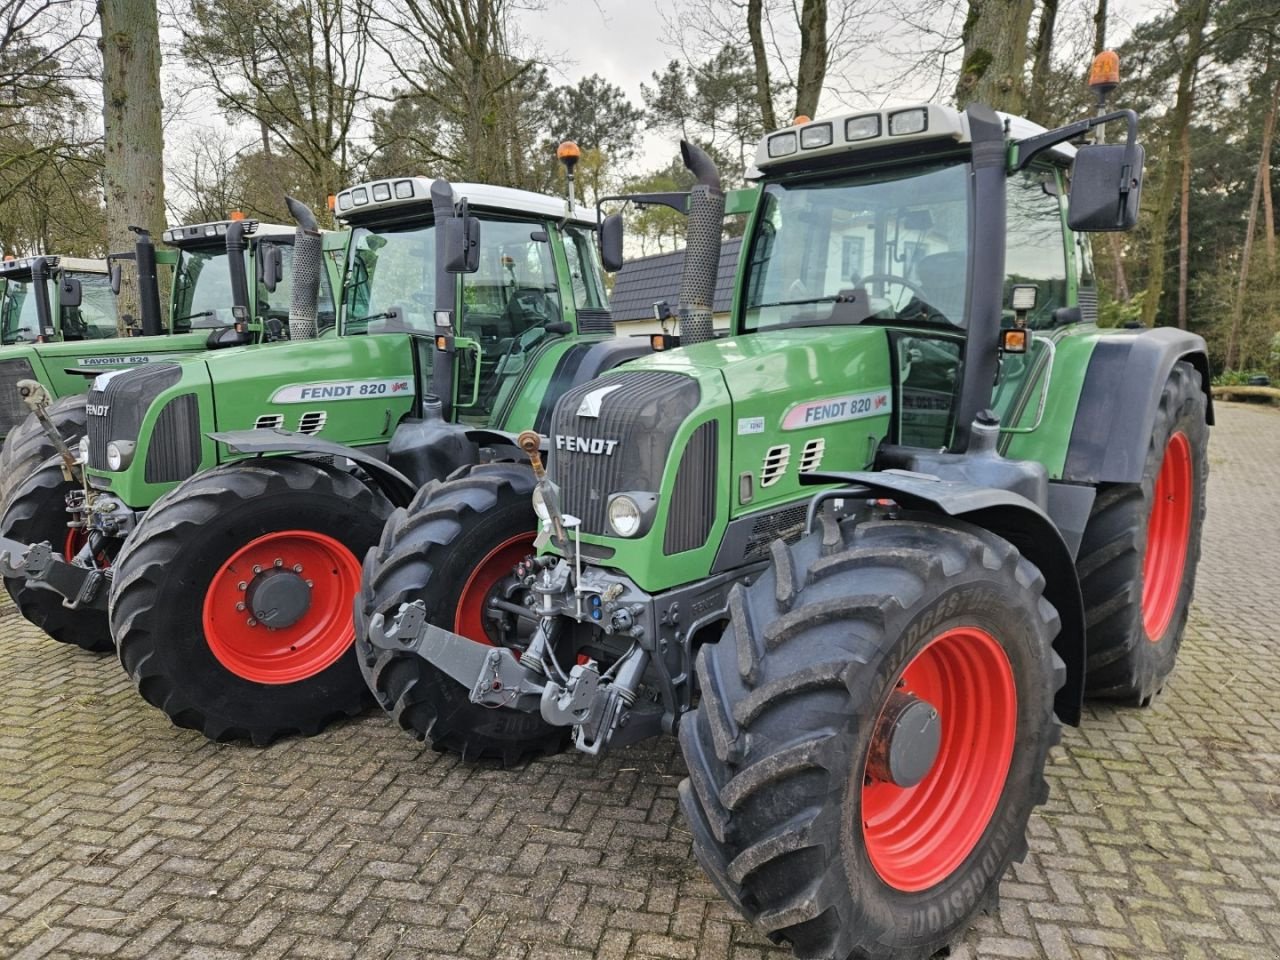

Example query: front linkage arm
[0,536,110,612]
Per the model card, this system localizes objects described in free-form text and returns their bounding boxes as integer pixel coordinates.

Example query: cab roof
[335,176,597,228]
[162,221,298,248]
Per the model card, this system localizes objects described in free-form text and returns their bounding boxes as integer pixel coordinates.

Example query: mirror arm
[1011,108,1138,172]
[594,191,690,226]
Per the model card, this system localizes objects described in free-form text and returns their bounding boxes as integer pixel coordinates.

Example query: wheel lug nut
[293,564,303,573]
[237,581,247,591]
[305,579,313,588]
[236,602,246,612]
[247,617,257,627]
[252,565,262,574]
[274,558,283,568]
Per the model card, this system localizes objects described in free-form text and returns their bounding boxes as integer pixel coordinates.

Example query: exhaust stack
[676,140,725,345]
[285,195,321,340]
[131,227,163,336]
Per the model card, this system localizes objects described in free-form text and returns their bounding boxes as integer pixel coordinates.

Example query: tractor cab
[0,256,117,345]
[334,176,609,427]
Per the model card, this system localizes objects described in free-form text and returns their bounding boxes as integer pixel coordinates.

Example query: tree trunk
[1139,0,1211,329]
[1028,0,1059,122]
[793,0,827,118]
[1092,0,1107,55]
[1176,118,1191,329]
[955,0,1036,113]
[100,0,166,328]
[746,0,776,130]
[1260,73,1280,269]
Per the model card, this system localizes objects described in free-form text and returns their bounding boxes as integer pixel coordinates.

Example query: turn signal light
[1000,329,1028,354]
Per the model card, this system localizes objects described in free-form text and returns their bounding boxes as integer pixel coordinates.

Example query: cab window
[563,225,608,311]
[1005,167,1068,328]
[63,273,119,339]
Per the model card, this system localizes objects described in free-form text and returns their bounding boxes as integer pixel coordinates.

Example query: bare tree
[954,0,1037,112]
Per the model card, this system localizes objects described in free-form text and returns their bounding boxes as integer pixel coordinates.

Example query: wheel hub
[867,690,942,788]
[245,568,311,629]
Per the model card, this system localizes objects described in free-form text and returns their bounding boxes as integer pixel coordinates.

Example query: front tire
[110,458,391,745]
[1077,361,1208,704]
[0,393,88,507]
[679,518,1064,960]
[355,463,568,765]
[0,455,113,652]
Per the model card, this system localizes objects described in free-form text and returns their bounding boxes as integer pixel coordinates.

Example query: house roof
[609,237,742,322]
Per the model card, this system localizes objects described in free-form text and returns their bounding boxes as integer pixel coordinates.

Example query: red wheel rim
[454,533,536,644]
[202,530,360,684]
[1142,431,1192,641]
[861,626,1017,892]
[63,528,86,563]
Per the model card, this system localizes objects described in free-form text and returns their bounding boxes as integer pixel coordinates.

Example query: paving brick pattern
[1,402,1278,960]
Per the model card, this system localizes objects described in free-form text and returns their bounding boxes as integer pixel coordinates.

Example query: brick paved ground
[0,402,1277,960]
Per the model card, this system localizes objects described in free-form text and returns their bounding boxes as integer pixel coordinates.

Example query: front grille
[0,358,36,436]
[144,393,201,483]
[549,371,700,535]
[744,504,808,560]
[576,308,614,335]
[87,363,181,470]
[664,421,717,555]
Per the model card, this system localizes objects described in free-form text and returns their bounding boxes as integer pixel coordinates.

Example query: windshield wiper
[748,296,837,310]
[172,309,216,323]
[351,310,398,324]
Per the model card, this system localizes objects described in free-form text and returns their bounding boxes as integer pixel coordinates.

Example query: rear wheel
[0,455,113,652]
[0,393,87,507]
[355,463,568,765]
[679,518,1063,960]
[110,458,391,745]
[1077,361,1208,704]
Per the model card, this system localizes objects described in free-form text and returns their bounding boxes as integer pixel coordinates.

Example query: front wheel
[0,393,88,507]
[356,463,569,765]
[679,518,1064,960]
[110,458,392,745]
[0,455,113,652]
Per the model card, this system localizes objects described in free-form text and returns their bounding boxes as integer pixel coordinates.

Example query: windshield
[63,272,119,339]
[341,223,437,335]
[742,162,971,331]
[172,248,235,328]
[1,279,53,343]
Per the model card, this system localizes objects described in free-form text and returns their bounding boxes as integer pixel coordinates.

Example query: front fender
[209,428,416,507]
[808,469,1085,726]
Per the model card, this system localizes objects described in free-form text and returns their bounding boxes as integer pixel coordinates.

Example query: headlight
[607,495,643,538]
[105,440,135,471]
[77,436,89,462]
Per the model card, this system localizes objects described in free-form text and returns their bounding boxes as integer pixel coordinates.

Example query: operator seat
[913,251,967,326]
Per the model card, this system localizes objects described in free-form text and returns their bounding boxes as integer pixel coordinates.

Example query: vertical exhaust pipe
[225,220,251,324]
[132,227,163,336]
[676,140,725,345]
[285,196,321,340]
[29,256,53,340]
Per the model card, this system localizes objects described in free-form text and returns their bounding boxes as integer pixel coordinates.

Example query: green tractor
[1,163,681,742]
[358,90,1210,957]
[0,219,340,502]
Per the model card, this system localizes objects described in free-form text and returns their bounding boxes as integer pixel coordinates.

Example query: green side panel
[493,336,601,432]
[549,326,894,594]
[1000,324,1104,477]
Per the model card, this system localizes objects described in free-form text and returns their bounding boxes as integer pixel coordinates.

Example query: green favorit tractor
[0,220,339,501]
[4,159,674,742]
[358,78,1211,958]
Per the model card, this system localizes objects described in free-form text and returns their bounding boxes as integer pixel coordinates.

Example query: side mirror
[60,276,82,308]
[1068,142,1145,232]
[109,264,122,296]
[599,213,624,272]
[260,245,284,293]
[442,215,480,273]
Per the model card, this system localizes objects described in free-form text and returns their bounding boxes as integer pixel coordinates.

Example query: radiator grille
[144,393,201,483]
[743,504,808,560]
[549,371,699,535]
[798,438,825,473]
[576,307,614,335]
[87,363,181,471]
[760,444,790,487]
[297,411,327,435]
[0,358,36,437]
[664,421,717,555]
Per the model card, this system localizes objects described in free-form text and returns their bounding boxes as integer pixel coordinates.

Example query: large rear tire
[0,393,87,507]
[679,518,1064,960]
[1077,361,1208,704]
[355,463,568,765]
[111,458,391,745]
[0,455,113,652]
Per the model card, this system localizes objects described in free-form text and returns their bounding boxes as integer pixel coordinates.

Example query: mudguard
[807,469,1086,726]
[209,428,417,507]
[1064,327,1212,485]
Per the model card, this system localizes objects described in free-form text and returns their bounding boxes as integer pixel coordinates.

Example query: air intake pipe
[676,140,725,345]
[133,227,163,336]
[225,219,251,325]
[285,196,321,340]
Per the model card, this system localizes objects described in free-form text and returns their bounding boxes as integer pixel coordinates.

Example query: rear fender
[810,469,1085,726]
[1064,327,1212,484]
[209,429,416,507]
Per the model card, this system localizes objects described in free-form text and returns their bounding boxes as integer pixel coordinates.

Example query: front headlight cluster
[77,436,89,463]
[106,440,136,471]
[606,492,659,538]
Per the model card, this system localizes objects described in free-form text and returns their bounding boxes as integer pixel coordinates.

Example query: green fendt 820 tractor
[360,82,1211,957]
[0,220,338,501]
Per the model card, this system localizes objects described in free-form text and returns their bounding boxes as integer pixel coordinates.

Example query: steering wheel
[504,289,555,327]
[859,273,928,302]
